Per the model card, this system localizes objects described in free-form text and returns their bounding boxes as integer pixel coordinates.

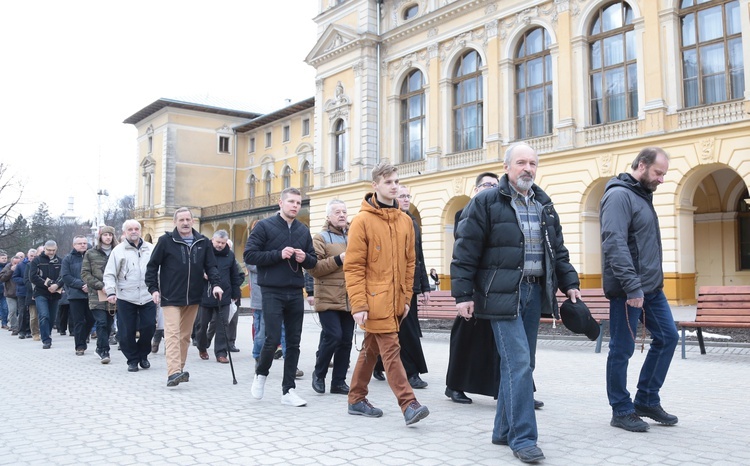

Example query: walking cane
[217,305,237,384]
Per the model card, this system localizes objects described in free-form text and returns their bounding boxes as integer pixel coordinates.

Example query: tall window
[283,125,290,142]
[453,50,483,152]
[680,0,743,107]
[515,28,553,139]
[400,69,425,162]
[249,137,256,153]
[264,171,272,196]
[148,135,153,154]
[282,166,291,189]
[589,1,638,125]
[334,119,345,172]
[265,131,272,148]
[302,118,310,136]
[302,161,311,188]
[219,136,230,153]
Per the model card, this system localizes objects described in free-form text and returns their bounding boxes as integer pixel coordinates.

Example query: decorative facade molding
[698,138,717,164]
[597,153,614,178]
[499,5,559,40]
[439,27,486,61]
[324,81,352,123]
[388,50,429,79]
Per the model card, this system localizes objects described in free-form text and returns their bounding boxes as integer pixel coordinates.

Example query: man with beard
[245,187,317,407]
[601,147,679,432]
[452,143,580,462]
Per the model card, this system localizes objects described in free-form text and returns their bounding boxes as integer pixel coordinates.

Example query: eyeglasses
[397,194,412,199]
[477,182,498,189]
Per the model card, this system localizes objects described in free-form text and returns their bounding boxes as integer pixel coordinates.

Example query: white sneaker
[281,388,307,407]
[251,374,267,400]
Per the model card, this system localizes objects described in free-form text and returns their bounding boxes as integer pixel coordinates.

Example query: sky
[0,0,318,224]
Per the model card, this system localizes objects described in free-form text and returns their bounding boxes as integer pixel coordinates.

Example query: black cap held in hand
[560,298,600,341]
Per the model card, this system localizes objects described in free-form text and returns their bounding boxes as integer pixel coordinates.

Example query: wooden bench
[418,288,610,353]
[677,286,750,359]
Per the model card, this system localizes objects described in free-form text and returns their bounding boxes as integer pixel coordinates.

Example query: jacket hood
[323,220,348,236]
[605,173,653,202]
[361,192,399,218]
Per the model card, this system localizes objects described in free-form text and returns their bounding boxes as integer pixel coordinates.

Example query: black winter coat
[62,249,88,300]
[406,211,431,294]
[29,254,64,299]
[201,246,243,307]
[244,213,317,291]
[146,229,221,307]
[451,175,579,320]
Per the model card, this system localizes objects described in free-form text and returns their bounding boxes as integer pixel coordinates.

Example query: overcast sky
[1,0,318,223]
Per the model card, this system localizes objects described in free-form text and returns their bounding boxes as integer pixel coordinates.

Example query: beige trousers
[162,305,199,377]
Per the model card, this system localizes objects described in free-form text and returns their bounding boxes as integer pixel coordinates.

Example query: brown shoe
[199,350,209,360]
[216,355,229,364]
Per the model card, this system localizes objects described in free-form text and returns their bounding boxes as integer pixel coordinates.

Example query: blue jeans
[0,295,8,326]
[490,282,541,451]
[256,291,304,394]
[91,309,114,354]
[606,290,679,416]
[35,295,60,345]
[252,309,287,359]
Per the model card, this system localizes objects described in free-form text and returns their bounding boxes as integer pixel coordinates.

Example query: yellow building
[127,1,748,305]
[124,97,315,259]
[305,0,749,304]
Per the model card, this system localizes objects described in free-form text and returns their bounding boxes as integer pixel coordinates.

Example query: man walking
[195,230,242,364]
[13,249,36,340]
[345,163,429,426]
[0,253,22,334]
[82,226,118,364]
[600,147,679,432]
[29,241,64,350]
[245,187,317,407]
[62,235,94,356]
[104,220,155,372]
[146,208,223,387]
[452,143,580,462]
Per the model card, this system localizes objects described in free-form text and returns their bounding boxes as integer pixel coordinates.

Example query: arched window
[589,1,637,125]
[453,50,483,152]
[334,119,345,172]
[400,69,425,162]
[515,27,553,139]
[264,171,272,197]
[248,175,256,199]
[680,0,743,107]
[282,166,291,190]
[302,161,312,188]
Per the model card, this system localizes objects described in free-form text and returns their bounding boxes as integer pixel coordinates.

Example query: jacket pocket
[365,283,392,317]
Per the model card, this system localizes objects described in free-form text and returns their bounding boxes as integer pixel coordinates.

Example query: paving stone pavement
[1,314,749,465]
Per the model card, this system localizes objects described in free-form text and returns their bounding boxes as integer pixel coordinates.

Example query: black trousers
[69,299,95,351]
[313,310,355,385]
[196,305,230,357]
[256,290,304,394]
[374,293,428,377]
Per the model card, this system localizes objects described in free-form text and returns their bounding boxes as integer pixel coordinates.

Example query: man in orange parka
[344,162,430,426]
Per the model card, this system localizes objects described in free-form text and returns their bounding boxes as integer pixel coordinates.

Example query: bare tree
[0,163,24,250]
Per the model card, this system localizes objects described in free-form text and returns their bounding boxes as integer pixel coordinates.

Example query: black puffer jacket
[146,229,221,307]
[451,174,579,320]
[600,173,663,299]
[29,254,64,299]
[406,211,431,295]
[201,245,243,307]
[62,249,88,300]
[244,213,317,291]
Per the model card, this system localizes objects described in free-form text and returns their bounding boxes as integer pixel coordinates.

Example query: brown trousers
[163,305,199,376]
[348,331,416,413]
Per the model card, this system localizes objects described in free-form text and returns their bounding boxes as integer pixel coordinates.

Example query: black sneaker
[348,399,383,418]
[274,348,283,359]
[127,362,139,372]
[408,374,428,389]
[635,404,678,425]
[611,413,650,432]
[330,382,350,395]
[167,371,189,387]
[513,445,545,463]
[100,352,111,364]
[403,401,429,425]
[139,358,150,369]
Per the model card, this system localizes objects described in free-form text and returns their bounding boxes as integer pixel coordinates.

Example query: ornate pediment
[305,24,359,66]
[140,155,156,174]
[324,81,352,123]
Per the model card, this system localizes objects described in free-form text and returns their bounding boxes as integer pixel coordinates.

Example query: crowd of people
[0,143,679,464]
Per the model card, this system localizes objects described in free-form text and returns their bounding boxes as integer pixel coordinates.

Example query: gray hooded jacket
[600,173,663,299]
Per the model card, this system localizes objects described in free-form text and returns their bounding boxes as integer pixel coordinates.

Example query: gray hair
[326,199,347,216]
[122,219,141,231]
[213,230,229,239]
[504,142,538,166]
[173,207,193,221]
[44,240,57,248]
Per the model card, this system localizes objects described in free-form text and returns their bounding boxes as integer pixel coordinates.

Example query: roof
[123,98,263,125]
[233,97,315,133]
